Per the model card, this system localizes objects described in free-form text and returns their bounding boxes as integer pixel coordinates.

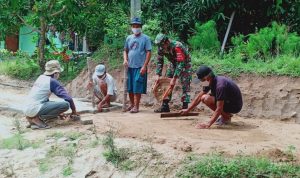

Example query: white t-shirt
[24,75,51,117]
[92,73,117,96]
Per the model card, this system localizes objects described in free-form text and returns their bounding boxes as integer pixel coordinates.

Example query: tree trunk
[38,17,47,69]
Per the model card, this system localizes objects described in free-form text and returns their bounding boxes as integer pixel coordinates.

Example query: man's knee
[201,94,212,104]
[60,102,70,111]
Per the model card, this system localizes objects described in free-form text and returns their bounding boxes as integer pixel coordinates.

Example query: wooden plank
[160,112,199,118]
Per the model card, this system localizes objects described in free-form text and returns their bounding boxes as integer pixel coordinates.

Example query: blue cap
[130,17,142,25]
[94,64,106,76]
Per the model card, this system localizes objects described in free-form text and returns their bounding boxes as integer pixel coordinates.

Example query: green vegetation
[91,44,124,70]
[45,143,77,176]
[38,158,51,174]
[62,165,73,177]
[0,57,40,80]
[0,134,40,150]
[188,20,220,52]
[0,119,40,150]
[176,154,300,178]
[102,127,133,170]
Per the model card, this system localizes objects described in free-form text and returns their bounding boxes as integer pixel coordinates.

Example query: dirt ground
[1,72,300,177]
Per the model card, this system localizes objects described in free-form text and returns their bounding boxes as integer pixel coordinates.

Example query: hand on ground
[97,104,103,112]
[195,123,210,129]
[71,111,79,116]
[58,113,68,120]
[180,109,189,115]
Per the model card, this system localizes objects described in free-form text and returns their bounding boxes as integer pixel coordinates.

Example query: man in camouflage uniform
[154,33,192,112]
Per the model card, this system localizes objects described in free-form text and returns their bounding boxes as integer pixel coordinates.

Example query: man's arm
[180,91,206,115]
[140,50,151,75]
[123,50,128,67]
[197,100,224,129]
[50,78,77,114]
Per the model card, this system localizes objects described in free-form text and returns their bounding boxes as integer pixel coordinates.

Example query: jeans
[37,101,69,121]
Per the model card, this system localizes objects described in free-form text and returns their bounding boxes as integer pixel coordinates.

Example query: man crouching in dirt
[87,64,117,112]
[24,60,79,129]
[180,65,243,129]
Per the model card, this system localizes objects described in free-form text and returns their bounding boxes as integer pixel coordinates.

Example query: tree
[0,0,67,68]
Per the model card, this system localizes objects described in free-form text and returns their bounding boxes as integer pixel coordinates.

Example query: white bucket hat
[94,64,106,76]
[44,60,63,75]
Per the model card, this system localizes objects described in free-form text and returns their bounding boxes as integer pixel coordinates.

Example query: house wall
[19,26,37,55]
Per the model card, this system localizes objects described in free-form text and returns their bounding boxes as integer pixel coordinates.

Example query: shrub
[0,56,40,80]
[177,154,300,178]
[231,22,300,59]
[188,20,221,52]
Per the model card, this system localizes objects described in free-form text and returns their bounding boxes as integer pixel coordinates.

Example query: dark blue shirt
[209,76,243,108]
[50,78,76,111]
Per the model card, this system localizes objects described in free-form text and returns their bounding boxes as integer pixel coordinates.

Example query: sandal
[29,116,51,130]
[124,105,134,112]
[129,107,139,113]
[215,117,231,125]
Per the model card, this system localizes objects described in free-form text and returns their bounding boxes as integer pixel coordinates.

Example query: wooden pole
[123,0,141,111]
[220,11,235,55]
[87,57,95,108]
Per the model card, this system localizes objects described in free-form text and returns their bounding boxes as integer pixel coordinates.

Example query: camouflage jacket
[156,40,191,78]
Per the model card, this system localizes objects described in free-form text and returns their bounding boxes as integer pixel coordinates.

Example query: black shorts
[223,100,242,114]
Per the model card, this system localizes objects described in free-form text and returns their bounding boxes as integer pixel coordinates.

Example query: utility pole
[130,0,141,18]
[220,11,235,55]
[123,0,141,111]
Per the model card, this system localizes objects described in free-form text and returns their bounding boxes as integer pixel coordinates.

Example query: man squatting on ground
[180,65,243,129]
[24,60,78,129]
[123,17,152,113]
[88,64,117,112]
[154,33,192,112]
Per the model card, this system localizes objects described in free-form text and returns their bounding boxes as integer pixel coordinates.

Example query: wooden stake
[87,57,95,108]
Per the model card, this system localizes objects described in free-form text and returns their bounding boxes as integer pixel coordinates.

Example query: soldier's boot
[182,102,189,109]
[154,99,170,113]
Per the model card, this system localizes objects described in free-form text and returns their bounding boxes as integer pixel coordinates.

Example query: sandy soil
[1,73,300,177]
[67,62,300,123]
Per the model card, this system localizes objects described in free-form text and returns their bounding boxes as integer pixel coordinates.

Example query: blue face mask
[132,28,141,35]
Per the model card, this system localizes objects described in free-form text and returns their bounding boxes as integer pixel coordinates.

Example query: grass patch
[0,134,40,150]
[89,139,100,148]
[38,158,51,174]
[176,153,300,178]
[192,51,300,77]
[102,125,133,170]
[91,44,124,69]
[66,132,83,141]
[62,165,73,177]
[48,132,65,140]
[0,58,40,80]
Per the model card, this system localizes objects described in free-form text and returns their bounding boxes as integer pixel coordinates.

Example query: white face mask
[201,80,209,87]
[53,72,60,79]
[132,28,141,35]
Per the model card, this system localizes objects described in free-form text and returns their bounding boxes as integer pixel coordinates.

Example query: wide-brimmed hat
[44,60,63,75]
[94,64,106,76]
[130,17,142,25]
[196,65,212,80]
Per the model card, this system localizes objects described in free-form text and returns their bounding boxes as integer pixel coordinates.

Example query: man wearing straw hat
[24,60,78,129]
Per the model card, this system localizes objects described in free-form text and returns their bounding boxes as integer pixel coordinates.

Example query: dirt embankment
[67,61,300,123]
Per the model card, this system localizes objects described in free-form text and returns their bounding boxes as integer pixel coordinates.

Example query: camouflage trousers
[165,62,192,103]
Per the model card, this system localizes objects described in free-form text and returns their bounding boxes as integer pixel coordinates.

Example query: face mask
[201,80,209,87]
[132,28,141,35]
[53,72,60,79]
